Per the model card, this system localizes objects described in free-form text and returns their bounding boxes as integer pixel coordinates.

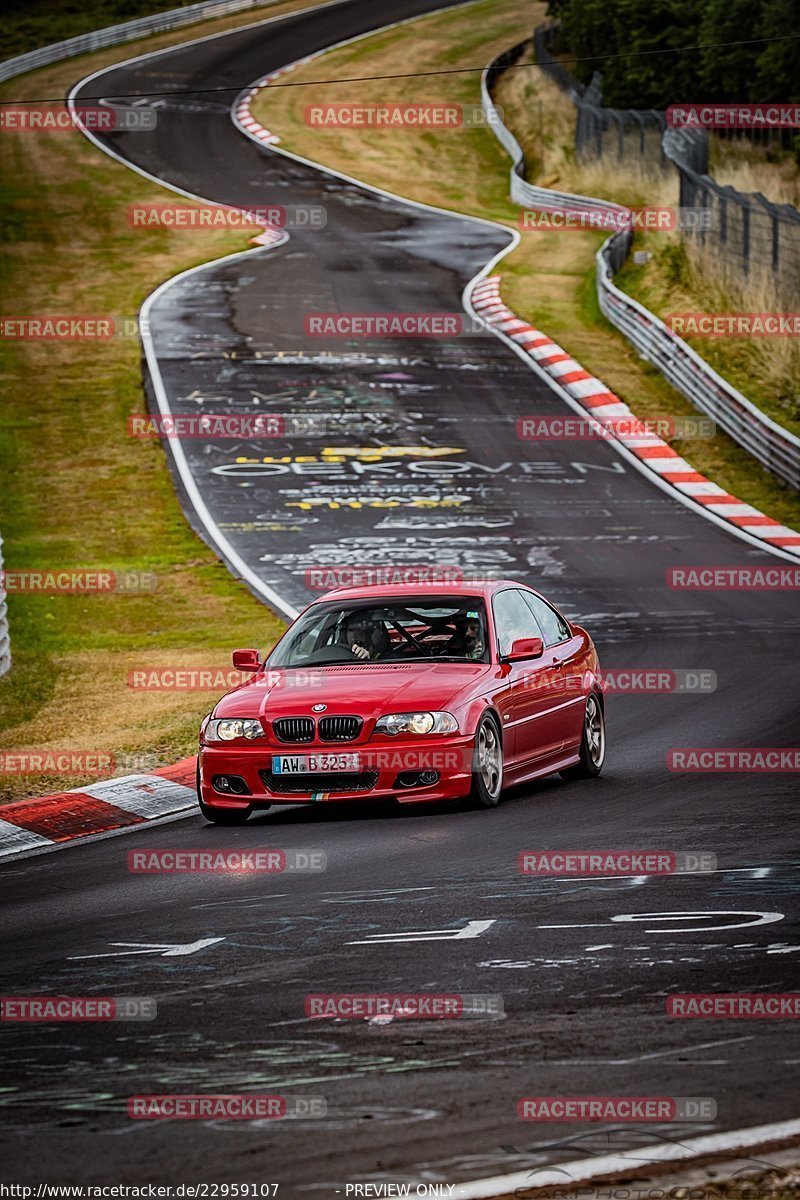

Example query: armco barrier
[0,0,288,84]
[596,234,800,490]
[0,534,9,677]
[482,42,628,220]
[482,48,800,491]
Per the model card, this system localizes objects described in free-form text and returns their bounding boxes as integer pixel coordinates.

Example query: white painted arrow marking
[539,910,784,933]
[348,920,495,945]
[613,910,784,932]
[69,937,225,960]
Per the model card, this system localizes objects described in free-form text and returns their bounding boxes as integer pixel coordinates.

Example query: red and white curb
[0,757,197,862]
[234,52,319,147]
[231,35,800,561]
[234,56,321,247]
[471,276,800,555]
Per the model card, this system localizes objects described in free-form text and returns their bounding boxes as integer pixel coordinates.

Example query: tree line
[545,0,800,110]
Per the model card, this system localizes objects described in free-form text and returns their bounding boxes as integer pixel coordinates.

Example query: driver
[447,612,485,661]
[342,612,391,661]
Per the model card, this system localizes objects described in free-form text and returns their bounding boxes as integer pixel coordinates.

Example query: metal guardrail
[0,535,9,677]
[597,234,800,490]
[482,48,800,491]
[482,45,627,218]
[534,23,800,298]
[0,0,286,84]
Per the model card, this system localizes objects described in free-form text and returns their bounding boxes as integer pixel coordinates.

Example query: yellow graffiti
[286,498,468,511]
[231,447,465,465]
[320,446,464,460]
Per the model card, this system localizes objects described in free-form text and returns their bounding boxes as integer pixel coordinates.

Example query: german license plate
[272,753,360,774]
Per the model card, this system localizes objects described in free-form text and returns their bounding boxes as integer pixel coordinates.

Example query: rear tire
[560,693,605,780]
[197,762,255,824]
[469,714,504,808]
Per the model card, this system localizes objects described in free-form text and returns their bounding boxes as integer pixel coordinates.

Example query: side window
[492,590,544,656]
[521,591,571,646]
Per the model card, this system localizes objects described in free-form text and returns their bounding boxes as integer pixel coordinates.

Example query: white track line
[451,1117,800,1199]
[139,245,299,619]
[66,0,363,620]
[47,11,800,1180]
[463,285,800,563]
[233,14,800,565]
[68,0,800,584]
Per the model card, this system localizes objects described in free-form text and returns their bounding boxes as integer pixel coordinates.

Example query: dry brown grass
[618,237,800,433]
[493,46,679,208]
[252,2,800,529]
[710,135,800,208]
[494,47,799,435]
[0,0,326,801]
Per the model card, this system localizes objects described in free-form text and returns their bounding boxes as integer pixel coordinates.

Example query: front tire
[469,714,504,808]
[197,762,255,824]
[560,693,605,780]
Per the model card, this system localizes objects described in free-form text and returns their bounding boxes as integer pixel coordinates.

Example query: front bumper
[199,735,475,807]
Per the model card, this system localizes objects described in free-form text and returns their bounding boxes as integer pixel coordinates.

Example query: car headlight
[374,711,458,736]
[205,718,264,742]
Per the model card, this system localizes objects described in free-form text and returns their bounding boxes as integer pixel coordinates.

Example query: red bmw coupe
[197,580,605,823]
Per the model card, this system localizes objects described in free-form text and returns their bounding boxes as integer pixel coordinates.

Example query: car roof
[311,580,527,604]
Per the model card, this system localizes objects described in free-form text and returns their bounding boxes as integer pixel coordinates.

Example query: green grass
[251,0,800,530]
[3,0,798,801]
[0,5,332,801]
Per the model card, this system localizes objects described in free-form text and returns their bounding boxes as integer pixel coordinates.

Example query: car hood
[213,662,491,721]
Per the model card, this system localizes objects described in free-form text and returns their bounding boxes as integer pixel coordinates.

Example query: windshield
[266,598,490,667]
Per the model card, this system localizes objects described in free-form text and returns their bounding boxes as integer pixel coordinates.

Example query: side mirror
[232,648,261,672]
[505,636,544,662]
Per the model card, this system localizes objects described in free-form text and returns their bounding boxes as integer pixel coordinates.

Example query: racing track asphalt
[1,0,798,1191]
